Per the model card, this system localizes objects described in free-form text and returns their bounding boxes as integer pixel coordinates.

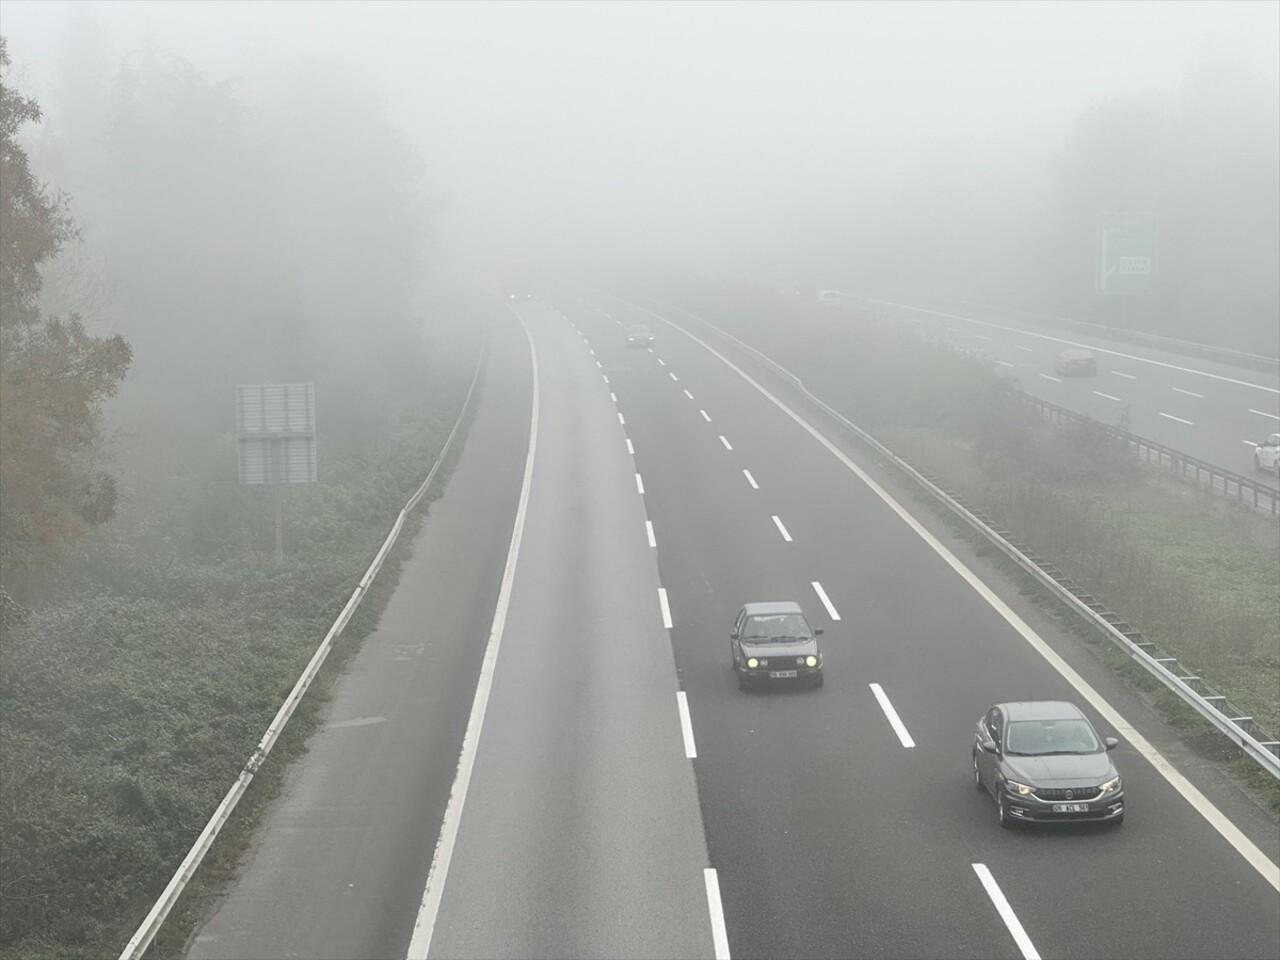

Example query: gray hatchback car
[730,601,824,690]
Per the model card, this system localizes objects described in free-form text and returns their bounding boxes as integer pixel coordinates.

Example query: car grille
[1035,786,1102,802]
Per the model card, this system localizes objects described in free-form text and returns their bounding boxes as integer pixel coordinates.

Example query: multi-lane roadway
[185,293,1280,960]
[843,295,1280,487]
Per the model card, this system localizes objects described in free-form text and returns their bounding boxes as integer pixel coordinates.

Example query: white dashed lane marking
[811,581,840,620]
[771,516,793,542]
[719,435,733,450]
[743,469,759,489]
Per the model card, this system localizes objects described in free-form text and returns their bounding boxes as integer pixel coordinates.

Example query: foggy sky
[3,0,1277,279]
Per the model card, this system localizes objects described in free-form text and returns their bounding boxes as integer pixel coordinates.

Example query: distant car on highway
[1053,348,1098,376]
[973,701,1124,828]
[1254,433,1280,477]
[625,323,654,347]
[730,601,824,690]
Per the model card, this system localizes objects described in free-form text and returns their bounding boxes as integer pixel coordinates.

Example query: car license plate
[769,670,799,679]
[1052,803,1090,813]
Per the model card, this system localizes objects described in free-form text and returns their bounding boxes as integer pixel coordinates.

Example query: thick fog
[3,0,1278,345]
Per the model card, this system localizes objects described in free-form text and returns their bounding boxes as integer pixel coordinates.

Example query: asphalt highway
[842,295,1280,489]
[184,291,1279,960]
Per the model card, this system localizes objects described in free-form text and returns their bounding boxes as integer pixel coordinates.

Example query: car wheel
[997,793,1013,829]
[973,750,984,790]
[737,673,749,691]
[812,673,824,689]
[1110,811,1125,827]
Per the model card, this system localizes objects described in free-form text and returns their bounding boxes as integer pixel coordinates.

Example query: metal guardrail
[118,341,488,960]
[1024,395,1280,516]
[636,295,1280,780]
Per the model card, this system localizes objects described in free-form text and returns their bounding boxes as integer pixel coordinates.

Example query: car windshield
[742,613,809,641]
[1005,718,1102,755]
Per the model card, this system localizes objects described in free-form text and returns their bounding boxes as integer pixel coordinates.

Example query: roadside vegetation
[0,37,484,960]
[659,276,1280,756]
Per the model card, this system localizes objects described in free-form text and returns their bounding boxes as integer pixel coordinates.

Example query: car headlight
[1005,779,1034,797]
[1099,775,1122,795]
[805,655,818,667]
[746,658,758,669]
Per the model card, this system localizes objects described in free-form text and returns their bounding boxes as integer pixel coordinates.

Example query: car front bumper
[1004,790,1124,823]
[740,665,823,684]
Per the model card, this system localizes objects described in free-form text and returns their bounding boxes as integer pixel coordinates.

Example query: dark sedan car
[1053,348,1098,376]
[973,701,1123,827]
[730,601,824,690]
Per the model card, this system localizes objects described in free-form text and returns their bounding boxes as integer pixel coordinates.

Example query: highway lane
[422,301,716,959]
[186,305,532,959]
[568,295,1280,959]
[843,296,1280,488]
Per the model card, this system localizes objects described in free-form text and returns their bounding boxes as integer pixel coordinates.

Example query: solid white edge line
[868,682,916,748]
[771,515,792,542]
[646,520,656,548]
[811,581,840,620]
[742,469,759,490]
[406,310,540,960]
[972,864,1041,960]
[627,298,1280,892]
[703,868,732,960]
[658,587,673,628]
[719,435,733,450]
[676,691,697,758]
[635,473,645,495]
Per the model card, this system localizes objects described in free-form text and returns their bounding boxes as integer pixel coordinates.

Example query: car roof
[627,323,651,331]
[741,601,804,616]
[998,701,1086,721]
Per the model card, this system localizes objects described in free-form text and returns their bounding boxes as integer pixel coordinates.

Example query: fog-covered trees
[0,37,132,581]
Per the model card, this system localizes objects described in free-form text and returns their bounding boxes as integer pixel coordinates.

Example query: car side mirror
[980,737,998,754]
[729,632,738,640]
[814,628,824,636]
[1104,736,1119,751]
